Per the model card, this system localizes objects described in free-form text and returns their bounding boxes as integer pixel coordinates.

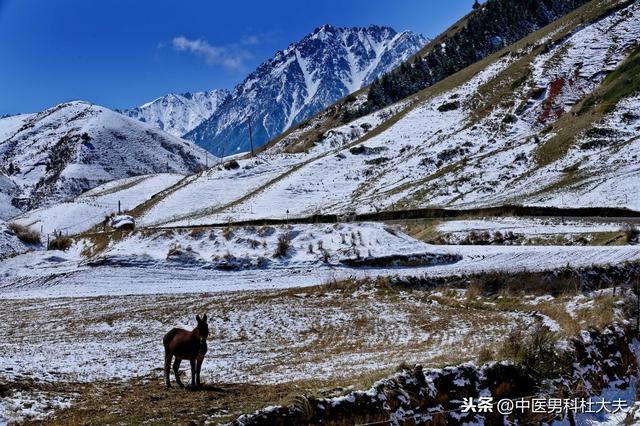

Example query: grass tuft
[7,222,41,244]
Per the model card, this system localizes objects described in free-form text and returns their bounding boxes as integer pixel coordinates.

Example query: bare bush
[321,248,331,263]
[274,233,291,258]
[48,232,72,251]
[223,226,234,241]
[7,222,41,244]
[625,224,639,244]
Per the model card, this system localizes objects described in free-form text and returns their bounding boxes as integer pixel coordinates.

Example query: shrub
[437,101,460,112]
[477,347,495,364]
[257,226,275,237]
[274,233,291,258]
[502,113,517,124]
[364,156,390,166]
[166,244,183,258]
[223,160,240,170]
[625,224,639,244]
[321,248,331,263]
[622,111,639,124]
[395,361,413,372]
[7,222,41,244]
[223,226,234,240]
[48,233,72,251]
[499,323,563,380]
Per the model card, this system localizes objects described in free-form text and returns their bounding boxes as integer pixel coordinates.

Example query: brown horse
[163,314,209,388]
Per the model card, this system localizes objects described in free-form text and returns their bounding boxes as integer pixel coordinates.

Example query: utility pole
[205,151,208,168]
[118,200,121,214]
[248,116,254,157]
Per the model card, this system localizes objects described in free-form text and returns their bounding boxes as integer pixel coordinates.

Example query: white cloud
[241,35,260,46]
[172,36,251,71]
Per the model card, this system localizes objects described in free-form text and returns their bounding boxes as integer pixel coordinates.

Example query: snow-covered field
[12,173,184,236]
[97,222,447,268]
[433,216,636,244]
[0,275,631,424]
[437,217,628,235]
[1,222,639,299]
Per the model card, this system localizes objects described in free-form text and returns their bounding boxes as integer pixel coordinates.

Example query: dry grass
[16,377,309,425]
[393,218,444,243]
[48,234,73,251]
[3,265,633,425]
[7,222,41,244]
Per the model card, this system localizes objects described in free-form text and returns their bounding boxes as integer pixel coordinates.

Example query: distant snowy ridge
[121,89,229,137]
[0,100,209,217]
[186,25,428,154]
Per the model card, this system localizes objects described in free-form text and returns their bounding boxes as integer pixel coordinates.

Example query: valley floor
[0,275,633,425]
[1,218,639,424]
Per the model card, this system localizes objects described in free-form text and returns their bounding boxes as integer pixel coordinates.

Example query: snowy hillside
[186,25,427,154]
[134,0,640,227]
[121,89,229,137]
[0,101,209,217]
[12,173,185,236]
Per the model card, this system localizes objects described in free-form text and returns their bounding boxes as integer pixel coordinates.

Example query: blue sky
[0,0,475,115]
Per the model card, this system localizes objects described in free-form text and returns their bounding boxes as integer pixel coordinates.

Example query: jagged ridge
[185,25,427,155]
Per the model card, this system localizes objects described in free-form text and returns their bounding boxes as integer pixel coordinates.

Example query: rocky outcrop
[229,323,638,425]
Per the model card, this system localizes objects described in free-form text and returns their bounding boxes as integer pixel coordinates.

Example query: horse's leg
[173,358,183,388]
[196,356,204,387]
[164,350,172,388]
[190,359,196,388]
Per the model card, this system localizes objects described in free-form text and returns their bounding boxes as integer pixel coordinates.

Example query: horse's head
[196,314,209,344]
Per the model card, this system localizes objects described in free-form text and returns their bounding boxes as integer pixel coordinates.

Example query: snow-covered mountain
[121,89,229,137]
[9,0,636,235]
[121,0,640,228]
[0,101,209,217]
[186,25,427,154]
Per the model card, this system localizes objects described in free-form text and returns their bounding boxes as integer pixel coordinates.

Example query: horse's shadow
[186,383,226,392]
